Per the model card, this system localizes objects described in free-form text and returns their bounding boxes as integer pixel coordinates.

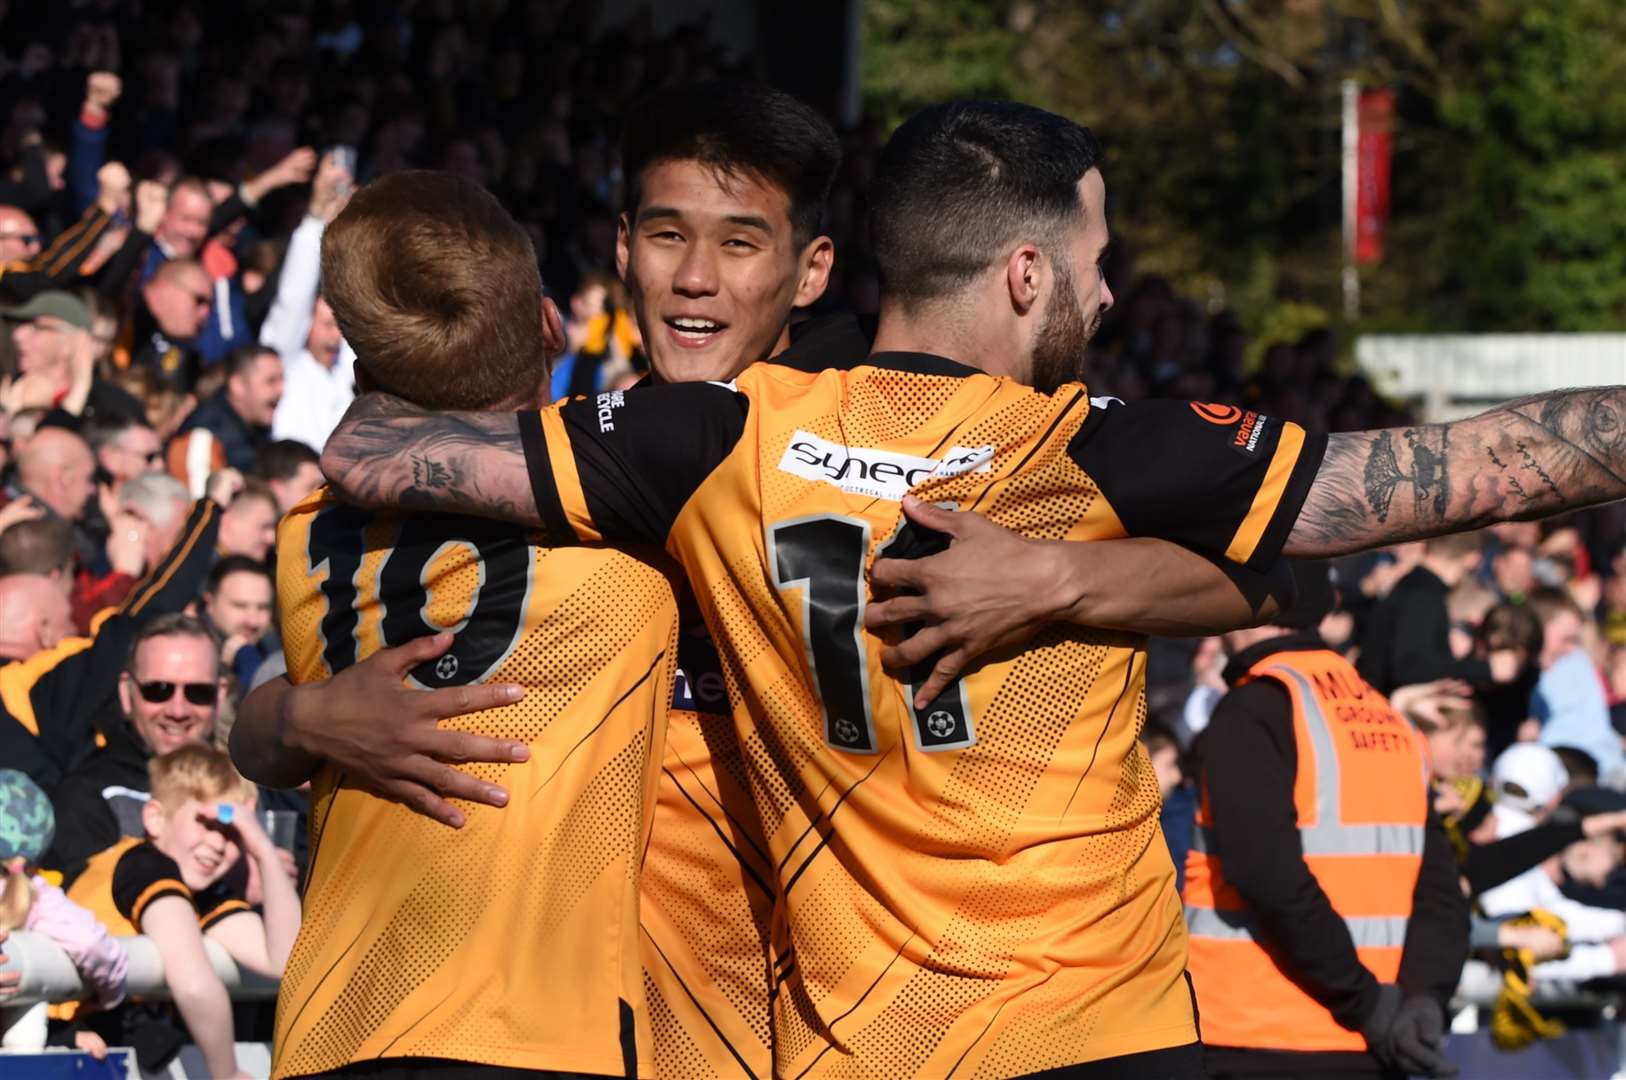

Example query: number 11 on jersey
[768,513,975,755]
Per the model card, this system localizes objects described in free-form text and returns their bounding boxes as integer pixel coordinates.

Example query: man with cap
[1183,564,1468,1080]
[6,291,95,412]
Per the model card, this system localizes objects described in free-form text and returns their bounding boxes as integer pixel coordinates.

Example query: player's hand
[867,495,1073,709]
[284,632,528,828]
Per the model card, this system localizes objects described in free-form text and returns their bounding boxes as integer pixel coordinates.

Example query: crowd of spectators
[0,0,1622,1071]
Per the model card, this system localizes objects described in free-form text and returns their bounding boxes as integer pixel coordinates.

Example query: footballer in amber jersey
[273,492,679,1079]
[488,342,1323,1078]
[640,623,777,1079]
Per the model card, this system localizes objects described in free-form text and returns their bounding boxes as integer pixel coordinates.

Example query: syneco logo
[777,430,992,501]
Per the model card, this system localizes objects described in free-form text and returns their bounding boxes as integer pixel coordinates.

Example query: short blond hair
[148,743,253,818]
[321,170,548,410]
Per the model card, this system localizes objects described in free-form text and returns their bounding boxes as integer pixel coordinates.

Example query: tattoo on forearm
[321,394,536,524]
[1288,386,1626,556]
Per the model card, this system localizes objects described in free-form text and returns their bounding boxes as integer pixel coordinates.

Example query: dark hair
[124,613,220,681]
[254,439,319,483]
[81,412,149,455]
[620,81,841,247]
[1552,746,1599,789]
[1478,602,1543,657]
[0,518,73,577]
[323,171,548,410]
[225,343,278,380]
[1527,585,1584,627]
[206,554,271,594]
[870,100,1103,305]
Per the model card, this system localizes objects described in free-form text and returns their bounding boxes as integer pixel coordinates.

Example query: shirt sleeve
[1067,399,1327,572]
[112,844,193,928]
[518,381,749,547]
[195,856,252,930]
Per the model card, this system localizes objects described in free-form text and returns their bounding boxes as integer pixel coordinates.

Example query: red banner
[1354,88,1394,265]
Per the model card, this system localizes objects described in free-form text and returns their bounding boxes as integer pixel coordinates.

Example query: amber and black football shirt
[273,491,680,1078]
[640,619,777,1080]
[514,353,1324,1077]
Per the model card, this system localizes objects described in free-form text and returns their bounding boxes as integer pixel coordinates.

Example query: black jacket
[1356,565,1492,694]
[44,715,152,888]
[1196,633,1470,1076]
[174,391,267,473]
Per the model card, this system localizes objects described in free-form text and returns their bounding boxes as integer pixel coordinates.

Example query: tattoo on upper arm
[322,394,534,523]
[1288,386,1626,556]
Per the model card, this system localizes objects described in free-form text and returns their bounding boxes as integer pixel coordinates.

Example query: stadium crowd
[0,1,1622,1076]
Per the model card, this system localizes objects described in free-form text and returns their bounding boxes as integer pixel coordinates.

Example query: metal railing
[0,930,278,1006]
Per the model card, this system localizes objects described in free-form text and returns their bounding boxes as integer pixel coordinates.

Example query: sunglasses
[0,232,40,246]
[135,680,216,706]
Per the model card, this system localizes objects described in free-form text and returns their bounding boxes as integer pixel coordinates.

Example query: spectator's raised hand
[242,147,318,206]
[1390,679,1473,732]
[106,511,148,576]
[84,70,122,118]
[134,179,167,234]
[96,160,130,216]
[206,467,244,507]
[309,150,354,222]
[0,494,46,535]
[1,372,58,414]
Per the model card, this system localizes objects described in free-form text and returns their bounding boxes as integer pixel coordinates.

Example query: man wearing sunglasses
[117,258,212,393]
[45,614,226,888]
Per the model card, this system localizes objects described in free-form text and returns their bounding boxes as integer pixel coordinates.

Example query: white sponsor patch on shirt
[777,430,993,501]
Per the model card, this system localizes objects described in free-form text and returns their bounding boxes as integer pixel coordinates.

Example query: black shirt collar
[1222,630,1331,687]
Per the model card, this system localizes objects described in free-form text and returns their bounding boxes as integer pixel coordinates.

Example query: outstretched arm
[868,496,1295,707]
[1288,387,1626,556]
[321,394,538,524]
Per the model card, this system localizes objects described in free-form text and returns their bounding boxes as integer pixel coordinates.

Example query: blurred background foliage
[863,0,1626,343]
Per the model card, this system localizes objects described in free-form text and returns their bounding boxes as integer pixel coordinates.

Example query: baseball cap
[1492,743,1570,816]
[2,290,93,332]
[0,768,55,864]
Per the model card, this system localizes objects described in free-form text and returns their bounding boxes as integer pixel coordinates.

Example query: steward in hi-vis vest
[1183,569,1469,1080]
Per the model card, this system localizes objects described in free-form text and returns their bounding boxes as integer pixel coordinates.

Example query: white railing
[0,930,278,1005]
[1355,334,1626,421]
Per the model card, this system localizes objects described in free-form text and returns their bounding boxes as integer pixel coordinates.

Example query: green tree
[862,0,1626,334]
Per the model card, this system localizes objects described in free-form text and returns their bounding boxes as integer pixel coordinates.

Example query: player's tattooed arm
[869,496,1294,707]
[1287,386,1626,557]
[321,393,539,525]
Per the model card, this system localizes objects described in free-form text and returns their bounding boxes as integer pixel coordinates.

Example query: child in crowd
[67,744,300,1078]
[0,769,126,1059]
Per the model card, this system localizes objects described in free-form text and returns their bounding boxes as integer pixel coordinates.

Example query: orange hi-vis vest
[1183,647,1430,1052]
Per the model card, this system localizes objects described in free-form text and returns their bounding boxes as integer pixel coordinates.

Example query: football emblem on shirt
[833,717,861,745]
[435,653,459,681]
[927,711,957,738]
